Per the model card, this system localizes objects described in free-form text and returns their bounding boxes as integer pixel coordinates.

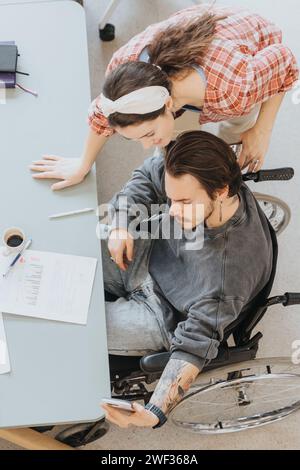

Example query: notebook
[0,41,17,88]
[0,44,18,72]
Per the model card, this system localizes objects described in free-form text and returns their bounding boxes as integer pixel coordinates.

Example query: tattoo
[149,359,200,415]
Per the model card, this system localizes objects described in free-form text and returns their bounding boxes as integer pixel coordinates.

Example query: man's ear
[216,186,229,201]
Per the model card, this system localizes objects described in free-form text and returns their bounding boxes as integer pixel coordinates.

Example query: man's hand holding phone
[101,398,159,429]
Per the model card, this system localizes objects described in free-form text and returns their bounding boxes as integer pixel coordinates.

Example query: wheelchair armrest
[140,351,171,374]
[139,341,260,376]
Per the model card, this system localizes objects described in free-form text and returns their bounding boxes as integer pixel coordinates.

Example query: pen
[48,208,94,219]
[3,238,32,278]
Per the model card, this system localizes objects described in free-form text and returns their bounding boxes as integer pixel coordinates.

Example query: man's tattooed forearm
[149,359,200,415]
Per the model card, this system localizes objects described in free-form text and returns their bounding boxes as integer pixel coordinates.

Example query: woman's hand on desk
[108,228,134,271]
[29,155,89,190]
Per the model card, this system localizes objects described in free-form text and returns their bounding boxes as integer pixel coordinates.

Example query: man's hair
[165,130,242,199]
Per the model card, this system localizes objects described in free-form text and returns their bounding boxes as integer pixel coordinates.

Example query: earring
[219,200,223,223]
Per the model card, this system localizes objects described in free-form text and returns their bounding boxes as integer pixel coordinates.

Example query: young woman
[30,3,298,190]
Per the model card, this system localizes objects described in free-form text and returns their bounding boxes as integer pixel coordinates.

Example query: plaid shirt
[88,4,299,137]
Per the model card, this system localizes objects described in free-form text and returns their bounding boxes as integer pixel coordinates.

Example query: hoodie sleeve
[108,151,166,233]
[170,296,244,370]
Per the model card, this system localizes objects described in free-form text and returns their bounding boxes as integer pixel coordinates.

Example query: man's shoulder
[142,149,166,176]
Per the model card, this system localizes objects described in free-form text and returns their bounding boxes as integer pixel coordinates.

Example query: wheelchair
[54,151,300,447]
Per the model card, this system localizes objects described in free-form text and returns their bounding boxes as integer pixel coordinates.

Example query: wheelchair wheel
[170,357,300,434]
[55,419,109,448]
[254,193,291,235]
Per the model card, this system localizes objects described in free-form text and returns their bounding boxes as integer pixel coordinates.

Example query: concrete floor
[1,0,300,450]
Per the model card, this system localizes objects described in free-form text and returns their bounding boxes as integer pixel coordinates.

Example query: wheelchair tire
[31,425,54,433]
[55,419,109,448]
[254,192,291,235]
[169,357,300,434]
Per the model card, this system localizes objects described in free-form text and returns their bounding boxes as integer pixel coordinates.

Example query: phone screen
[101,398,134,411]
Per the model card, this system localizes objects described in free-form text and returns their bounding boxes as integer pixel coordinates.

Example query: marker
[48,208,94,219]
[3,238,32,278]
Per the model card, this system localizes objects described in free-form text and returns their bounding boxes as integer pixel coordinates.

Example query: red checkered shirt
[88,4,299,137]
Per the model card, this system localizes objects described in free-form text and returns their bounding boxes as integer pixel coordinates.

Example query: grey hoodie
[109,152,273,370]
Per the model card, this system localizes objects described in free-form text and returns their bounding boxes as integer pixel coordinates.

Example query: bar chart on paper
[0,250,97,324]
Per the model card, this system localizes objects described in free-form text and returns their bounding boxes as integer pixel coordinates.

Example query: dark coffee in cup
[7,234,23,247]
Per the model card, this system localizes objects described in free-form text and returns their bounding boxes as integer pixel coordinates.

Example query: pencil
[3,238,32,278]
[48,208,94,219]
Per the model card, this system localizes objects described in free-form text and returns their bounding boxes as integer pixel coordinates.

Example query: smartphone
[101,398,134,412]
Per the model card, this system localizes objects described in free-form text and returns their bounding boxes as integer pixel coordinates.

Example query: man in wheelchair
[100,130,273,429]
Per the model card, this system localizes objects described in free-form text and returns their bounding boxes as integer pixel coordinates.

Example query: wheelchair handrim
[170,372,300,434]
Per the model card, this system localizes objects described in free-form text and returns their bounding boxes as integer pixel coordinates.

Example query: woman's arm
[255,92,285,132]
[239,92,285,171]
[80,128,110,175]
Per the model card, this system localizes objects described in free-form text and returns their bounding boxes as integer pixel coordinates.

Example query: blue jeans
[101,226,172,356]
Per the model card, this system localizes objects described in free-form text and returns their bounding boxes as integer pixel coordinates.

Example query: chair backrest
[223,217,278,346]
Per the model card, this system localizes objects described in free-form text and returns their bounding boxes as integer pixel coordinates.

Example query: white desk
[0,0,110,442]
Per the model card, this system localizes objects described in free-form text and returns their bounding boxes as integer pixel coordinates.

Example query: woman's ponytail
[148,11,226,77]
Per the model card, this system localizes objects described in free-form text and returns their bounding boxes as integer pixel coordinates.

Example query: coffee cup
[2,227,26,256]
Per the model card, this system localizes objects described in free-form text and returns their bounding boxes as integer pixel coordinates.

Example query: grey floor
[1,0,300,450]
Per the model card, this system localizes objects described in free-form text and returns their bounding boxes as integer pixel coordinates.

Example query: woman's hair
[103,62,172,128]
[164,131,242,199]
[103,10,226,129]
[147,10,224,78]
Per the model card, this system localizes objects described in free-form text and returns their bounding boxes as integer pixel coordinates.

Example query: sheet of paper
[0,313,11,374]
[0,250,97,325]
